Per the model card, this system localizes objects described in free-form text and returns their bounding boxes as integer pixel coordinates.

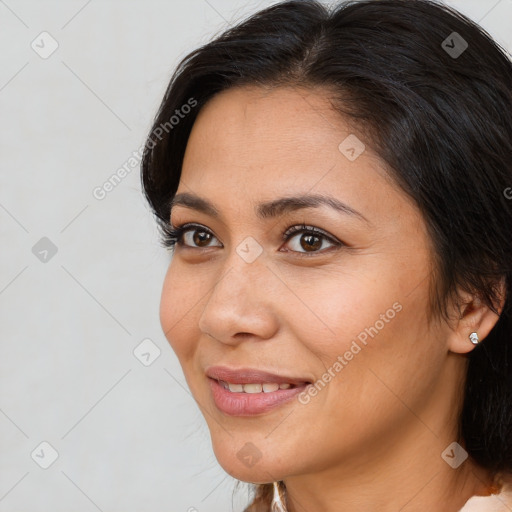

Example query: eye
[161,222,342,256]
[161,223,222,250]
[281,224,342,256]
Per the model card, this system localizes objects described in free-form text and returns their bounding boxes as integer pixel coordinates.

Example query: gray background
[1,1,511,511]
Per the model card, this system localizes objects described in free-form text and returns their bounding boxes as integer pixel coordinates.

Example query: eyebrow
[168,192,371,224]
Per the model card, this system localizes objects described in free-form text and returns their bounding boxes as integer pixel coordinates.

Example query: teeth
[220,381,296,393]
[243,383,262,393]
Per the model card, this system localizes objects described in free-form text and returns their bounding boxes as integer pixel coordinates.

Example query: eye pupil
[193,230,211,246]
[301,234,322,251]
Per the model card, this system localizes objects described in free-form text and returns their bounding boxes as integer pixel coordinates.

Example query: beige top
[460,486,512,512]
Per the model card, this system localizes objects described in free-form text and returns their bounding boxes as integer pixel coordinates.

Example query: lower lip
[208,378,308,416]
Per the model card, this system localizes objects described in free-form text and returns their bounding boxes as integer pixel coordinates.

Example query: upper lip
[206,365,311,386]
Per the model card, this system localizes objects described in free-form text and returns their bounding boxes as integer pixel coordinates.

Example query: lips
[206,366,312,416]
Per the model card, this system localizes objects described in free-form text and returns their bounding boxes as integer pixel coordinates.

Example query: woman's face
[160,85,463,484]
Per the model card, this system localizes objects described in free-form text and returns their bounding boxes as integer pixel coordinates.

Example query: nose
[198,253,280,346]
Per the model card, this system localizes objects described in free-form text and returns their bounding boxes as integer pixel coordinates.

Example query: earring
[271,481,287,512]
[469,332,480,345]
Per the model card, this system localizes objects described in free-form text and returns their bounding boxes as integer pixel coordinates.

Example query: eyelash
[160,222,343,257]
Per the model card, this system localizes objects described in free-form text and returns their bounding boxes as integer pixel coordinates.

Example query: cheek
[288,257,436,407]
[281,264,403,360]
[159,260,201,361]
[324,283,437,420]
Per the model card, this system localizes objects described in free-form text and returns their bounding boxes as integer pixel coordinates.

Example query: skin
[159,85,503,511]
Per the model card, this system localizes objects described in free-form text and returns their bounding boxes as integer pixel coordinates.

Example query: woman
[141,0,512,510]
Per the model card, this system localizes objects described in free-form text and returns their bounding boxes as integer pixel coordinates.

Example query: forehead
[183,85,354,175]
[178,85,415,226]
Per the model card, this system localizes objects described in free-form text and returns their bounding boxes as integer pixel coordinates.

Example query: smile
[217,380,295,393]
[205,365,312,415]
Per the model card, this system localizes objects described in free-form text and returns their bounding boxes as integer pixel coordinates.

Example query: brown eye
[299,234,323,251]
[283,225,340,255]
[191,230,213,247]
[180,225,222,248]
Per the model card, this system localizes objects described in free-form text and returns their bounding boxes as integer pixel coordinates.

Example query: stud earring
[469,332,480,345]
[271,481,287,512]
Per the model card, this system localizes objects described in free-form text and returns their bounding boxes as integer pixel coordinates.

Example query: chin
[210,438,288,484]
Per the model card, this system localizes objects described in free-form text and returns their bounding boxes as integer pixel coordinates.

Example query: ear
[447,278,506,355]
